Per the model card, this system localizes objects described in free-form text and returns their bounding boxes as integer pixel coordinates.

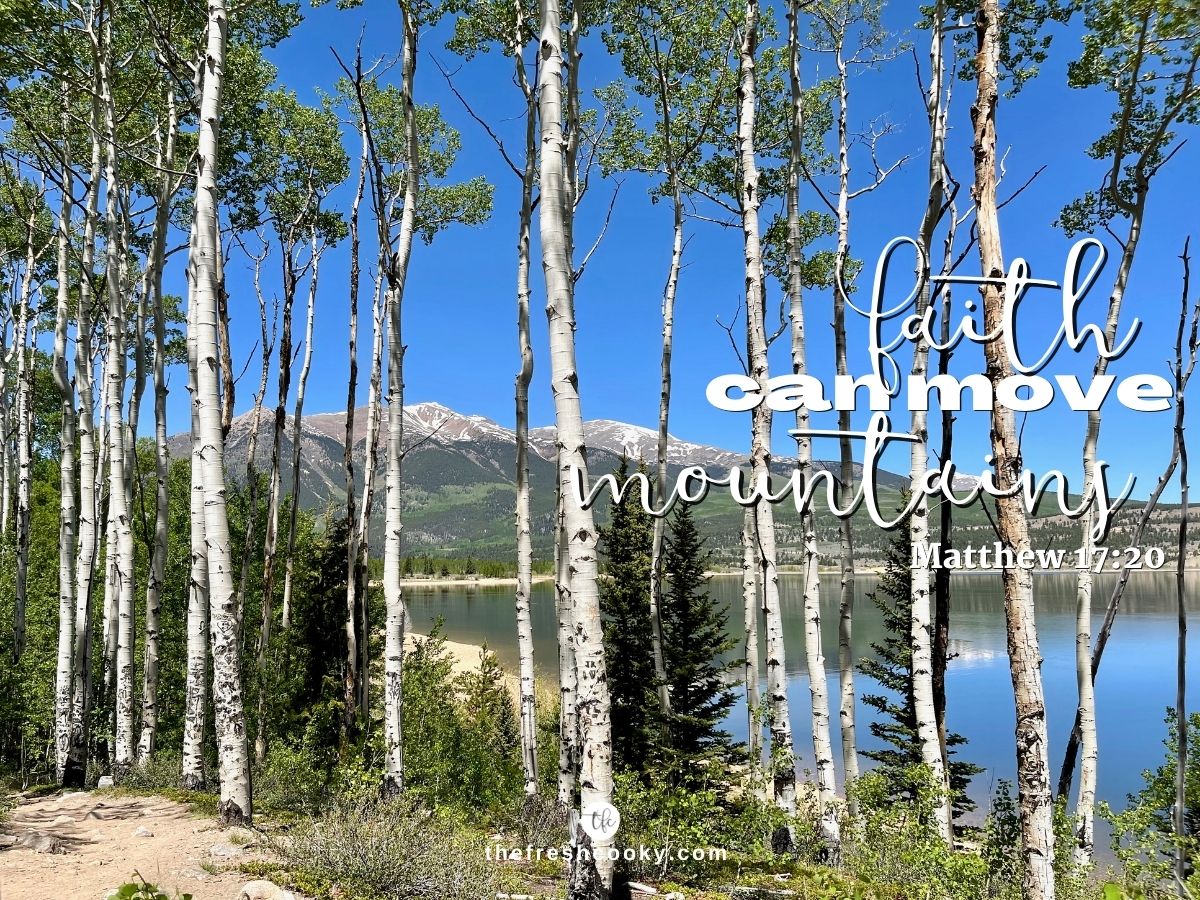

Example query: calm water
[406,571,1200,821]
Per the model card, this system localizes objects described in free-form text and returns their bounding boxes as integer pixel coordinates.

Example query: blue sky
[154,0,1198,501]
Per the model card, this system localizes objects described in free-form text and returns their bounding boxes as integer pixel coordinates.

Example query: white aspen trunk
[1065,181,1144,865]
[554,482,578,808]
[138,85,178,766]
[65,80,105,787]
[1171,284,1195,895]
[933,219,956,773]
[12,205,36,662]
[972,2,1054,894]
[741,507,761,764]
[256,242,295,763]
[355,271,385,719]
[381,280,408,793]
[101,44,137,770]
[190,0,252,823]
[786,0,838,839]
[182,286,210,791]
[0,402,9,542]
[539,2,616,892]
[910,4,954,843]
[343,114,367,734]
[381,8,421,796]
[739,0,798,832]
[216,228,234,438]
[830,41,859,792]
[101,456,117,731]
[106,245,135,773]
[236,247,273,640]
[647,50,682,718]
[647,211,679,718]
[280,237,321,632]
[53,128,77,782]
[513,24,540,797]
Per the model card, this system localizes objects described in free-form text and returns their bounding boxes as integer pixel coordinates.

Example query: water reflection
[405,570,1199,821]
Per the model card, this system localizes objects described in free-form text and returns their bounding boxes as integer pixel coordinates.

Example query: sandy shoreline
[401,567,1190,587]
[400,574,554,588]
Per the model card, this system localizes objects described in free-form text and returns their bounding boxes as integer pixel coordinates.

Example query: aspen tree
[1050,1,1200,862]
[971,0,1054,893]
[909,0,953,843]
[52,93,76,781]
[738,0,798,832]
[539,0,616,890]
[786,0,837,840]
[190,0,252,822]
[445,0,542,796]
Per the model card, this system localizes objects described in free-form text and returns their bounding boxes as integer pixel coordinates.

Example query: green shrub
[271,795,498,899]
[257,743,331,814]
[612,769,794,882]
[107,874,190,900]
[1103,710,1200,898]
[113,751,184,792]
[844,769,989,900]
[402,628,522,814]
[978,780,1090,900]
[499,791,570,849]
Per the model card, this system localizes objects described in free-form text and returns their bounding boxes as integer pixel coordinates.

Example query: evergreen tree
[660,501,739,785]
[858,507,981,822]
[599,458,661,773]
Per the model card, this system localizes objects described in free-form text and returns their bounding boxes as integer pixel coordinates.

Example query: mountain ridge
[164,400,908,560]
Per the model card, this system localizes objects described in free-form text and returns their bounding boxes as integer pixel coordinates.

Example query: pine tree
[660,502,739,785]
[599,459,661,774]
[858,510,981,823]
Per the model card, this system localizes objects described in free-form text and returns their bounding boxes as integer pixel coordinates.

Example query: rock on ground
[239,880,297,900]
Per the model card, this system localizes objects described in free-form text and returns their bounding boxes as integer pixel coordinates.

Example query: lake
[405,571,1199,829]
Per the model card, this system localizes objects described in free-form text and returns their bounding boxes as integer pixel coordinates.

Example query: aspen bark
[101,50,137,769]
[280,237,321,633]
[53,130,77,782]
[236,245,274,640]
[381,6,421,795]
[182,290,210,791]
[257,240,295,761]
[1171,253,1195,896]
[12,203,36,662]
[1068,161,1145,867]
[0,396,9,543]
[138,84,178,765]
[555,483,578,807]
[647,22,683,718]
[787,0,837,839]
[739,0,798,829]
[355,271,385,720]
[539,1,615,890]
[910,2,953,842]
[830,37,859,792]
[513,16,540,797]
[343,113,367,735]
[64,77,105,788]
[190,0,252,823]
[971,1,1054,893]
[741,507,761,763]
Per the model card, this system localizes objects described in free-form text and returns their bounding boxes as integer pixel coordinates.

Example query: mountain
[165,401,914,563]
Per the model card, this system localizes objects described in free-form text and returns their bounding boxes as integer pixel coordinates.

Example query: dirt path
[0,790,270,900]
